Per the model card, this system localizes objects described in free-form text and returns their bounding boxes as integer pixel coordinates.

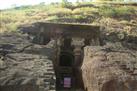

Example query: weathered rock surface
[82,43,137,91]
[0,33,56,91]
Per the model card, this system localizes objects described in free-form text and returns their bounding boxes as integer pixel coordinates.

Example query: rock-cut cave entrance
[19,22,100,91]
[56,38,84,90]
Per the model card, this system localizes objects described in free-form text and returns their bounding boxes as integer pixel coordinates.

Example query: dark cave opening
[56,52,75,90]
[59,52,74,67]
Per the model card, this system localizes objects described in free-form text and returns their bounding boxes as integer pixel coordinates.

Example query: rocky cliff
[0,33,56,91]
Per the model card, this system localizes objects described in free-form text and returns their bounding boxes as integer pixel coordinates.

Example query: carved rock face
[82,44,137,91]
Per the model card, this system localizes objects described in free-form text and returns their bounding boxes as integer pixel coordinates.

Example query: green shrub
[99,5,136,18]
[99,5,116,17]
[115,6,135,17]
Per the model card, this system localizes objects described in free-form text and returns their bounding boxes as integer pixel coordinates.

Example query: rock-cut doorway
[56,51,75,90]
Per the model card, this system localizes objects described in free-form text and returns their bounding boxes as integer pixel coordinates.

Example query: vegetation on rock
[0,1,137,37]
